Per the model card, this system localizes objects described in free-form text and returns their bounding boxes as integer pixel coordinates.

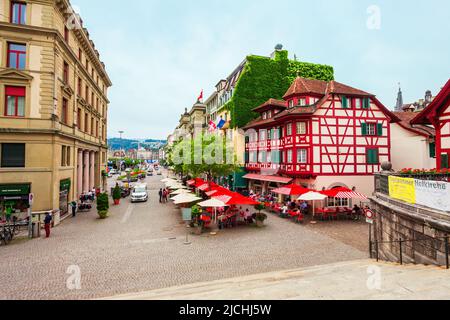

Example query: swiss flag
[208,121,217,132]
[197,90,203,102]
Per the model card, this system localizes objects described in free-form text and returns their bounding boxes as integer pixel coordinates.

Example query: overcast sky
[74,0,450,140]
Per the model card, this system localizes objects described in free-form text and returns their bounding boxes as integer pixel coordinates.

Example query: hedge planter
[96,193,110,220]
[98,210,108,219]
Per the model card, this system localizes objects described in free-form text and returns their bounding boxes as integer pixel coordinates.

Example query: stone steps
[102,259,450,300]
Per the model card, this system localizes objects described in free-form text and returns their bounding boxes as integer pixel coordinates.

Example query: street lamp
[118,131,125,171]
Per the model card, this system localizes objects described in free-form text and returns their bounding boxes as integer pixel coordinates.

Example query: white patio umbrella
[170,189,191,195]
[167,184,187,190]
[173,194,202,205]
[161,178,176,183]
[298,192,328,218]
[198,199,226,224]
[171,192,195,201]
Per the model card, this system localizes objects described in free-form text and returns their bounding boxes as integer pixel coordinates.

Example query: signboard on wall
[388,176,450,213]
[415,180,450,212]
[388,176,416,204]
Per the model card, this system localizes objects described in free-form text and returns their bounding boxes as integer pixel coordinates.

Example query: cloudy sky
[74,0,450,140]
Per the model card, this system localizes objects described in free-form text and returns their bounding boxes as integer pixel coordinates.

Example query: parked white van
[131,183,148,203]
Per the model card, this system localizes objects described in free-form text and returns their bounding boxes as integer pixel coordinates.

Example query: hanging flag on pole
[208,121,217,132]
[197,90,203,102]
[216,117,226,129]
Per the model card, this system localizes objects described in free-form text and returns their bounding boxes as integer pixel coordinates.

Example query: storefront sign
[0,184,30,196]
[182,208,192,221]
[415,180,450,212]
[388,176,416,204]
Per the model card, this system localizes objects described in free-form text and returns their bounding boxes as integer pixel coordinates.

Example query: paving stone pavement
[0,174,366,300]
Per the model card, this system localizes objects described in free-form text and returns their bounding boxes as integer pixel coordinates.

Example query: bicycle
[0,225,12,245]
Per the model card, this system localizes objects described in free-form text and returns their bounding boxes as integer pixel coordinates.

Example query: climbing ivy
[226,50,334,128]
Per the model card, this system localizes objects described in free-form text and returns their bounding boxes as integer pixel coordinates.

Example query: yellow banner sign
[389,176,416,204]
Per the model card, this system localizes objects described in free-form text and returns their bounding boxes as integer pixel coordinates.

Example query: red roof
[393,112,435,137]
[283,77,372,100]
[252,99,287,112]
[412,79,450,125]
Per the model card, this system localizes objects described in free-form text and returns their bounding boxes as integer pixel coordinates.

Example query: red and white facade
[243,77,400,196]
[412,79,450,169]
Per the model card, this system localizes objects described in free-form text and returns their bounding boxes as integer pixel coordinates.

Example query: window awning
[243,174,292,184]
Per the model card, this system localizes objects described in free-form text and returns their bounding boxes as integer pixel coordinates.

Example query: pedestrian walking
[158,188,163,203]
[71,201,77,217]
[44,212,52,238]
[163,189,168,203]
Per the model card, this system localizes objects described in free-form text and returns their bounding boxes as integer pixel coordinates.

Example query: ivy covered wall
[226,50,334,128]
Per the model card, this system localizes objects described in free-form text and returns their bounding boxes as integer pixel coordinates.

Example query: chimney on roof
[425,90,432,103]
[270,44,284,59]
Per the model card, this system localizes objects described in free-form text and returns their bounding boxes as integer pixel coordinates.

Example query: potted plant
[112,185,122,205]
[191,205,203,235]
[254,203,267,227]
[97,193,110,219]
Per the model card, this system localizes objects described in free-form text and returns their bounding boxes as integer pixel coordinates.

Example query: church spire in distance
[395,83,404,112]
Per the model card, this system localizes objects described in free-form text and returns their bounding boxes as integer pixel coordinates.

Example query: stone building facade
[0,0,112,217]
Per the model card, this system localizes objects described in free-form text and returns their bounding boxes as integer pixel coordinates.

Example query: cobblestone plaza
[0,175,366,300]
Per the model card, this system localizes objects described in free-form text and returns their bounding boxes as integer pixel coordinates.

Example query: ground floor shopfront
[0,132,107,220]
[245,172,374,198]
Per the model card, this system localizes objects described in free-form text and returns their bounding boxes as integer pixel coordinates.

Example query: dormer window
[288,100,294,108]
[262,112,267,120]
[298,98,306,106]
[267,111,272,119]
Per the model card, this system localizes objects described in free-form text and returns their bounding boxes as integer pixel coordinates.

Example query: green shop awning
[0,184,30,196]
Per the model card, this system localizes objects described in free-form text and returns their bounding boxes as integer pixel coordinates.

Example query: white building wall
[390,123,435,171]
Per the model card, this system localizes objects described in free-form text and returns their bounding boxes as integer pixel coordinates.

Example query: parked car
[157,171,162,176]
[131,184,148,203]
[147,170,154,176]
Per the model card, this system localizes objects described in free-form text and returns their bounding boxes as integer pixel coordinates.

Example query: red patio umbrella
[213,193,260,206]
[205,186,234,197]
[321,187,367,199]
[272,184,312,196]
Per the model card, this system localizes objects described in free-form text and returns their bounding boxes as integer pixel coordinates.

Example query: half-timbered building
[243,77,400,196]
[412,79,450,169]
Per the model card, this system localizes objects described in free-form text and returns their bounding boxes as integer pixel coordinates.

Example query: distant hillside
[108,138,166,151]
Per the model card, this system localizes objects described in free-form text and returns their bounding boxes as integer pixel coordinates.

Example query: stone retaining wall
[370,193,450,267]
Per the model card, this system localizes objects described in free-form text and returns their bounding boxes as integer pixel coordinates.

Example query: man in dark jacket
[158,189,163,203]
[44,212,52,238]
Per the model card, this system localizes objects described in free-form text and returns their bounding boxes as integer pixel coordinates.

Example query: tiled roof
[274,106,317,119]
[252,99,287,112]
[412,79,450,125]
[242,117,276,130]
[283,77,373,99]
[393,112,435,137]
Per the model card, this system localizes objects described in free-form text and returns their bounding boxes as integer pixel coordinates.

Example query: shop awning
[243,174,292,184]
